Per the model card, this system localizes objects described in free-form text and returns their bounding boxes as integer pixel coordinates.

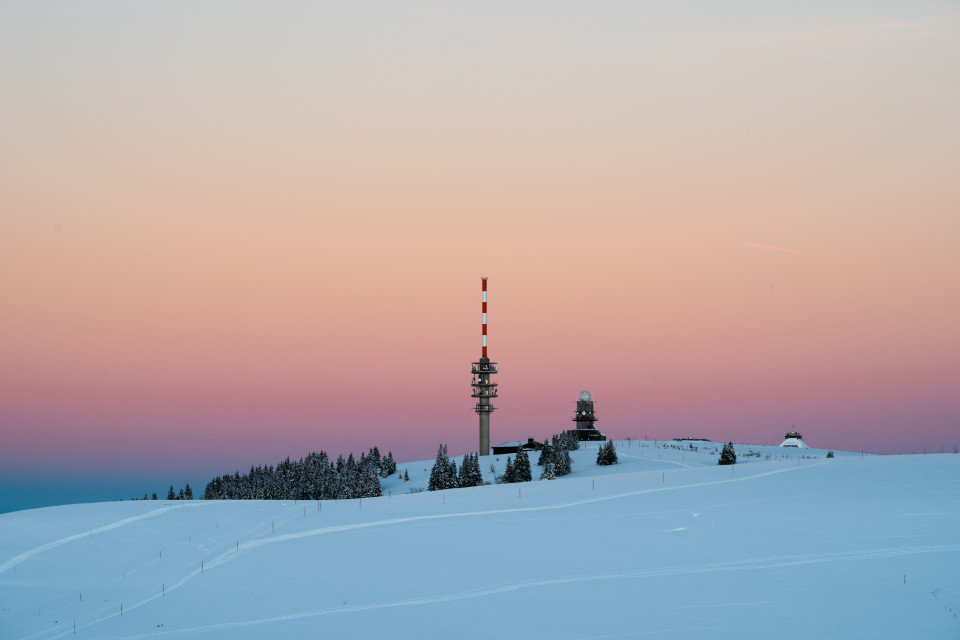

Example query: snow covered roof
[779,437,808,448]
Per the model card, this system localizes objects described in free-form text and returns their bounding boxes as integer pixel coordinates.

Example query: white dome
[579,390,591,402]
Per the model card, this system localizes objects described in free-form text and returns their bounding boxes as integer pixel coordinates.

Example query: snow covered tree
[151,492,157,500]
[359,456,382,498]
[558,430,580,452]
[368,446,382,475]
[596,441,618,466]
[184,484,193,500]
[514,448,532,482]
[403,469,410,482]
[472,453,485,485]
[381,451,397,477]
[339,453,360,499]
[540,463,557,480]
[718,442,736,466]
[458,454,483,488]
[448,458,459,489]
[502,457,515,484]
[555,448,573,476]
[428,445,457,491]
[537,441,554,467]
[167,485,175,500]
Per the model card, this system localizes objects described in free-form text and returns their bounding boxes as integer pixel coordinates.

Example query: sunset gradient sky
[2,1,958,512]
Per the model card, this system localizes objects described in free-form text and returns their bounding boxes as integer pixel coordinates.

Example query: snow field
[2,441,958,639]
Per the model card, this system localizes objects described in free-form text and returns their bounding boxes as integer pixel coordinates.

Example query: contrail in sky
[743,242,803,255]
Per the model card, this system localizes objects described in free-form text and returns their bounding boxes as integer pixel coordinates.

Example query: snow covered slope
[2,442,958,639]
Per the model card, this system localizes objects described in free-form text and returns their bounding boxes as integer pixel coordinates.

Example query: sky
[1,1,958,513]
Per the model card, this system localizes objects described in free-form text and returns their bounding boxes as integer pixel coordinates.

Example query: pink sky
[1,3,958,505]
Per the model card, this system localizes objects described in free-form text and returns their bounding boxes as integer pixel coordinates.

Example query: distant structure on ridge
[569,390,606,441]
[779,429,808,448]
[471,277,498,455]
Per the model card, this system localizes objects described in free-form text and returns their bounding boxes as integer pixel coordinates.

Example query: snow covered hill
[2,441,958,639]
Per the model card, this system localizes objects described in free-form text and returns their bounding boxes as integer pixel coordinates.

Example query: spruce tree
[428,445,451,491]
[471,454,484,486]
[381,451,397,477]
[343,453,361,498]
[559,430,580,451]
[597,441,618,466]
[502,457,515,484]
[184,484,193,500]
[447,458,459,489]
[718,442,737,465]
[458,454,483,488]
[555,448,573,476]
[537,440,552,467]
[540,463,557,480]
[514,448,532,482]
[359,456,382,497]
[369,446,382,475]
[167,485,175,500]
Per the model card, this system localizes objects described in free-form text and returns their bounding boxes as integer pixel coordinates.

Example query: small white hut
[779,430,808,448]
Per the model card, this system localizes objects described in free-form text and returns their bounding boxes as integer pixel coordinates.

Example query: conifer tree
[457,453,483,487]
[555,448,573,476]
[381,451,397,477]
[184,484,193,500]
[540,463,557,480]
[502,457,515,484]
[428,445,452,491]
[336,453,358,499]
[537,440,553,467]
[596,441,618,466]
[514,448,532,482]
[448,458,459,489]
[718,442,737,465]
[472,453,484,486]
[559,430,580,451]
[167,485,175,500]
[359,455,382,497]
[369,446,382,474]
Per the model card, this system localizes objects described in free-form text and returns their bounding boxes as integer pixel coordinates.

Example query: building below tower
[491,438,544,455]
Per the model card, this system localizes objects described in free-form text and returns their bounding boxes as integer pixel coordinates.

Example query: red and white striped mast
[471,277,498,455]
[481,277,488,357]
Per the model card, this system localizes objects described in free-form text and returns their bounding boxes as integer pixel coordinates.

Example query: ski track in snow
[96,544,960,640]
[617,452,704,468]
[23,463,823,639]
[199,462,820,574]
[0,504,203,575]
[578,625,725,638]
[26,460,957,640]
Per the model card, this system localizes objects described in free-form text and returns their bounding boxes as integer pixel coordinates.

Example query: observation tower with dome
[570,390,606,441]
